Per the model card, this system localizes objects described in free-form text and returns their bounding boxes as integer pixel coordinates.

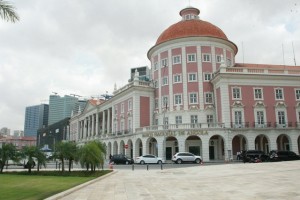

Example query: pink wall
[140,96,150,127]
[201,46,211,53]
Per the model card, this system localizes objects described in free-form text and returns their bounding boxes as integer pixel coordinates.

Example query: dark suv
[110,154,134,165]
[242,150,269,163]
[269,150,300,162]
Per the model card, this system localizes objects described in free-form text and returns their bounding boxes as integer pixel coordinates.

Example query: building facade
[68,7,300,162]
[48,94,84,125]
[24,104,49,137]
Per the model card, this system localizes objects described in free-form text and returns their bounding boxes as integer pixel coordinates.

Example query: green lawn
[0,171,111,200]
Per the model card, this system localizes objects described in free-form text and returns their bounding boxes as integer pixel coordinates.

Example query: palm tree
[22,146,37,173]
[0,0,19,22]
[35,148,47,172]
[54,141,71,172]
[78,141,106,171]
[0,143,19,173]
[63,141,78,172]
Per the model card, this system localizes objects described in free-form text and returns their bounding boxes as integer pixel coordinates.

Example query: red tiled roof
[89,99,106,106]
[155,20,228,45]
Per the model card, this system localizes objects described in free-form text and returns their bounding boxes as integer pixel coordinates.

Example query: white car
[172,152,202,164]
[135,154,164,164]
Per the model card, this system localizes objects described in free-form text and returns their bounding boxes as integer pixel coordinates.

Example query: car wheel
[195,158,201,164]
[157,160,162,164]
[126,161,129,165]
[176,159,182,164]
[140,160,145,165]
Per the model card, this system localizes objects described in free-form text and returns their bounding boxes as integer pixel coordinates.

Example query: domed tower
[148,6,237,126]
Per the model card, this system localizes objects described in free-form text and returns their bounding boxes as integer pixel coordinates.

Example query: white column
[84,119,87,139]
[92,114,95,136]
[102,111,106,134]
[202,137,210,162]
[107,108,111,134]
[95,113,99,136]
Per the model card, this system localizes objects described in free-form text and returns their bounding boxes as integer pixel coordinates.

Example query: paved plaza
[47,161,300,200]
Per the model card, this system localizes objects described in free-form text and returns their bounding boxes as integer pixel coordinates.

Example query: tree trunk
[61,159,65,172]
[68,160,72,172]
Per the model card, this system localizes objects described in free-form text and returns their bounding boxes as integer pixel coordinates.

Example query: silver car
[172,152,202,164]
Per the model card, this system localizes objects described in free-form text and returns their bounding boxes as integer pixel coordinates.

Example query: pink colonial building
[69,6,300,162]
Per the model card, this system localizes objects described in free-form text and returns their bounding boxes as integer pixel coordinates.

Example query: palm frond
[0,0,20,22]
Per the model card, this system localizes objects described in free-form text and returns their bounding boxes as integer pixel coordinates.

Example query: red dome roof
[156,19,228,45]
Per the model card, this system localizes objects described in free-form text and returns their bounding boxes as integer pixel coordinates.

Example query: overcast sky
[0,0,299,133]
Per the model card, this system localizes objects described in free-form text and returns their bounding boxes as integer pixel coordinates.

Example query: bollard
[161,163,163,170]
[132,164,134,171]
[147,164,149,171]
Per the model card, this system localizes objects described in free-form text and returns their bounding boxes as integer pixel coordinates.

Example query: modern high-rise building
[24,104,49,137]
[48,94,85,125]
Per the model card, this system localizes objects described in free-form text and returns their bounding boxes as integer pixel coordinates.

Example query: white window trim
[162,76,168,86]
[173,74,182,83]
[275,108,287,127]
[216,55,221,63]
[121,103,124,113]
[189,92,198,104]
[188,73,197,82]
[205,92,214,104]
[254,108,267,127]
[203,73,212,82]
[174,94,183,105]
[161,58,168,67]
[202,53,211,62]
[232,87,242,100]
[275,88,284,100]
[153,62,158,71]
[295,88,300,101]
[128,100,132,111]
[253,88,264,100]
[232,108,245,128]
[187,54,196,63]
[172,55,181,65]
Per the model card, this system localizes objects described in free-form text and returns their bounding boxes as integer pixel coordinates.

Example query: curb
[45,170,117,200]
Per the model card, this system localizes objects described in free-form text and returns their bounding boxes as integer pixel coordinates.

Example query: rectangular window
[189,93,197,104]
[207,115,213,124]
[205,93,213,104]
[296,89,300,100]
[275,88,283,100]
[234,111,242,126]
[128,100,132,110]
[203,54,211,62]
[175,116,182,125]
[161,58,168,67]
[153,62,158,70]
[121,121,124,131]
[162,76,168,85]
[187,54,196,62]
[227,59,231,66]
[174,74,181,83]
[204,73,212,81]
[121,103,124,113]
[128,119,132,131]
[254,88,263,100]
[216,55,221,63]
[162,96,168,108]
[232,87,241,99]
[256,111,264,125]
[188,73,197,82]
[155,99,158,109]
[172,55,181,64]
[191,115,198,124]
[174,94,182,105]
[278,111,285,125]
[114,106,118,115]
[154,80,158,88]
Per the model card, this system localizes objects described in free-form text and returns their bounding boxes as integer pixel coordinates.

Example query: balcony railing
[230,122,300,129]
[136,123,225,133]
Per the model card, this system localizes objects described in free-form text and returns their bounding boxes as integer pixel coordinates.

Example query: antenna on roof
[282,44,286,67]
[242,41,245,66]
[292,42,297,66]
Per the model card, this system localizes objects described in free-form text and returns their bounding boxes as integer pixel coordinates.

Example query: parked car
[241,150,269,163]
[269,150,300,162]
[135,154,164,164]
[110,154,134,165]
[172,152,202,164]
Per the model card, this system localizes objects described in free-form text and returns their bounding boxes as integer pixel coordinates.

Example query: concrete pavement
[47,161,300,200]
